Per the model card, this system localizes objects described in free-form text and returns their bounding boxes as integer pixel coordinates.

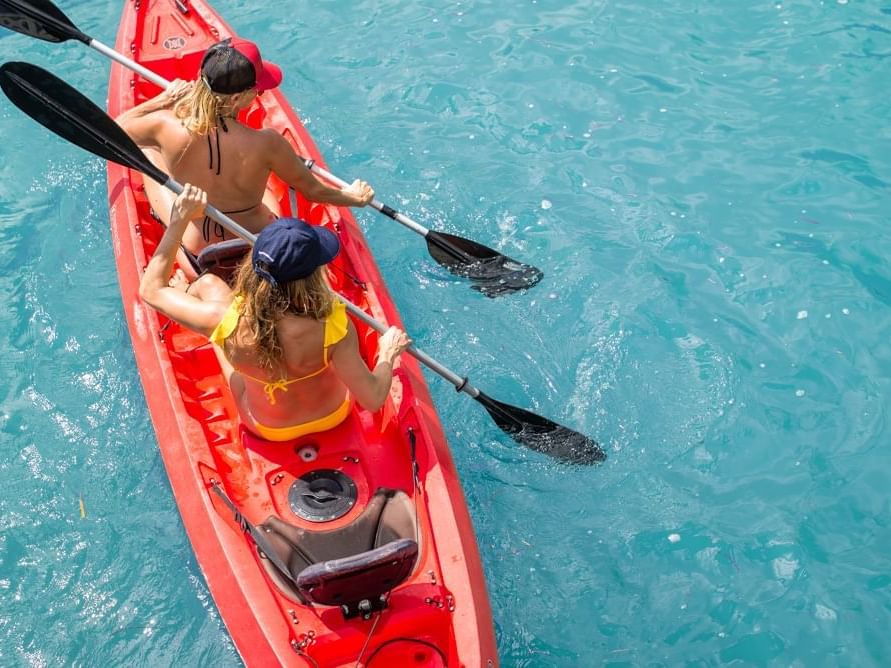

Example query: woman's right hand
[170,183,208,228]
[343,179,375,207]
[377,326,411,365]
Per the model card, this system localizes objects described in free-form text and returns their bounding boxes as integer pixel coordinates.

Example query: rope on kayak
[290,642,320,668]
[407,427,422,548]
[407,427,420,490]
[328,259,367,290]
[353,608,384,667]
[209,480,310,603]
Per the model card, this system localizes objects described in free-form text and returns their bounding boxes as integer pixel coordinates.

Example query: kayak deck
[106,0,497,666]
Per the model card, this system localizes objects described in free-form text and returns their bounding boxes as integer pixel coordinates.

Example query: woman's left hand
[162,78,192,105]
[170,183,207,227]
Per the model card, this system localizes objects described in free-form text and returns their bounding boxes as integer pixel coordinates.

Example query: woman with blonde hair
[139,184,411,440]
[118,38,374,279]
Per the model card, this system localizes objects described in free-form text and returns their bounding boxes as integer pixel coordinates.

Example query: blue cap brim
[315,225,340,264]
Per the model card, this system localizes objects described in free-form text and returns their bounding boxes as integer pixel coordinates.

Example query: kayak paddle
[0,61,605,464]
[0,0,544,297]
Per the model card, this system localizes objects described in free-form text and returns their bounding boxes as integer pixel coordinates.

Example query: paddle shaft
[305,159,428,236]
[89,38,168,89]
[160,177,482,399]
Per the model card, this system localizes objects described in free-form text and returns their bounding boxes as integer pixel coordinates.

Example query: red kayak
[106,0,497,665]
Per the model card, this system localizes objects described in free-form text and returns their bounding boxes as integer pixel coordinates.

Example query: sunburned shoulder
[229,125,283,150]
[255,127,291,149]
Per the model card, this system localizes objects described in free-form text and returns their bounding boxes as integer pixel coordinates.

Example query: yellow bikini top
[209,294,348,404]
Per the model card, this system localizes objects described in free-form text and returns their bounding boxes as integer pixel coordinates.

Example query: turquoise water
[1,0,890,665]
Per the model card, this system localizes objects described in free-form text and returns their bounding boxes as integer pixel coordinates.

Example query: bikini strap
[322,300,348,364]
[209,294,245,347]
[212,297,347,404]
[261,379,289,405]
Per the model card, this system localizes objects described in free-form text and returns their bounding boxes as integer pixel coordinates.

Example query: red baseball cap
[200,37,283,94]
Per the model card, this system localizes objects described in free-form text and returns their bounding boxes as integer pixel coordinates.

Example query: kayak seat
[196,239,251,279]
[296,538,418,618]
[258,487,418,616]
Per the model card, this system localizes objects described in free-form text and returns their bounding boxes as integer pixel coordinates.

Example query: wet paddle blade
[0,0,87,43]
[475,391,606,465]
[426,231,543,298]
[0,61,167,184]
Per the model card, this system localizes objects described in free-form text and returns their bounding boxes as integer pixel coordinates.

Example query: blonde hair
[227,258,336,372]
[174,78,240,135]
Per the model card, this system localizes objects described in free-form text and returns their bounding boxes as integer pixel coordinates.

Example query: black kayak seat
[257,488,418,615]
[297,538,418,608]
[196,238,251,275]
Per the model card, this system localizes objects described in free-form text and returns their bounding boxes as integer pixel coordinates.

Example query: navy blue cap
[252,218,340,286]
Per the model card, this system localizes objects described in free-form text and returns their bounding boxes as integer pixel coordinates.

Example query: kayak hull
[106,1,497,665]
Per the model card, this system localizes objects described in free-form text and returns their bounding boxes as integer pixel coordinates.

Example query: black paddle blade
[475,391,606,465]
[0,0,87,43]
[0,62,167,184]
[426,231,543,298]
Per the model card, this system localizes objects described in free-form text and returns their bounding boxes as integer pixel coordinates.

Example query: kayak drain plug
[288,469,357,522]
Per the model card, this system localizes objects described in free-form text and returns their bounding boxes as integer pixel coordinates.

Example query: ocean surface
[1,0,890,665]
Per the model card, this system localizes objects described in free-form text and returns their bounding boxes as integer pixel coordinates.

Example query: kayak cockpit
[259,487,419,619]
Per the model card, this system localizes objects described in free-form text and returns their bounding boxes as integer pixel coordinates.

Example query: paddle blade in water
[426,231,543,298]
[0,0,87,43]
[475,391,606,465]
[0,61,167,184]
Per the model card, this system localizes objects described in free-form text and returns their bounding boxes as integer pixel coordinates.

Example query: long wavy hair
[227,258,336,373]
[174,78,240,135]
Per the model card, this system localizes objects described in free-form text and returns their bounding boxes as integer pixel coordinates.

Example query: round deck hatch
[288,469,357,522]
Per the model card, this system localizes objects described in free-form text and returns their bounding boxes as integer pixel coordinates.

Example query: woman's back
[224,308,349,426]
[153,113,278,242]
[161,115,271,209]
[139,191,410,443]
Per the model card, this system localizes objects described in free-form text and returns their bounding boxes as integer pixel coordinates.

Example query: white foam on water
[815,603,837,620]
[772,556,799,580]
[675,334,704,350]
